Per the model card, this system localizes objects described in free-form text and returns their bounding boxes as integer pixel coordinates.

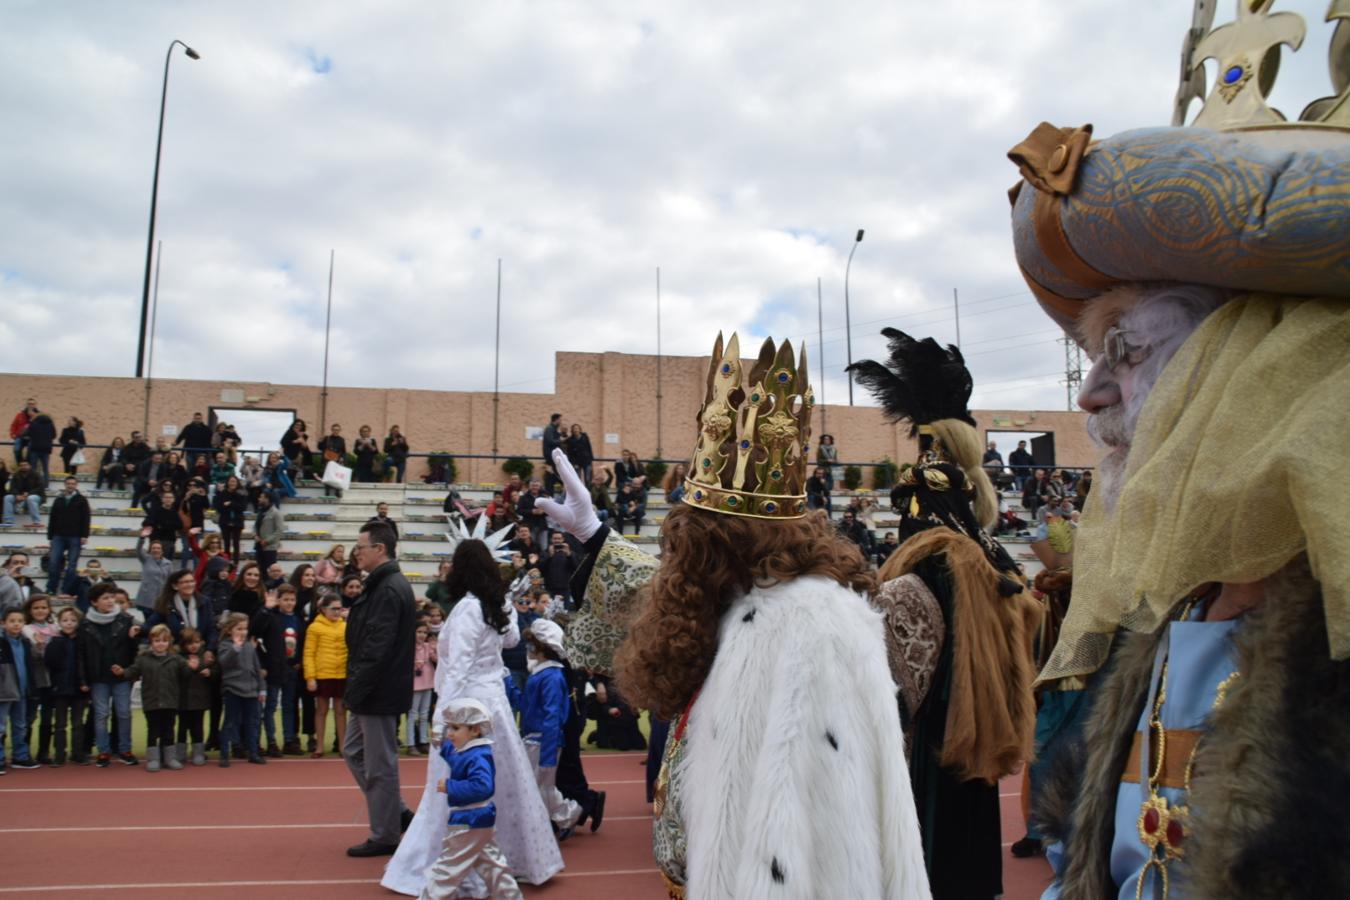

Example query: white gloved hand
[536,447,602,542]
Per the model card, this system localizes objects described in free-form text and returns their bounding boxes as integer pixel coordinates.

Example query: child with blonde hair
[420,698,522,900]
[217,613,265,767]
[113,623,195,772]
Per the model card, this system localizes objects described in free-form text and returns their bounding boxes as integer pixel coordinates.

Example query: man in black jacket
[134,452,167,511]
[46,477,90,595]
[2,461,44,528]
[1008,440,1036,491]
[173,412,213,473]
[23,413,56,485]
[343,520,416,857]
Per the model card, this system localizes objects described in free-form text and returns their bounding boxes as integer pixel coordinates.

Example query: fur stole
[1038,556,1350,899]
[881,528,1042,783]
[680,575,932,900]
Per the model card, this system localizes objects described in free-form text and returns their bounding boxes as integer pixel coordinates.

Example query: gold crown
[1175,0,1349,131]
[684,332,814,520]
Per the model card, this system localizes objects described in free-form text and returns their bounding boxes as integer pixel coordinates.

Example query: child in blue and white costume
[520,619,582,835]
[420,698,522,900]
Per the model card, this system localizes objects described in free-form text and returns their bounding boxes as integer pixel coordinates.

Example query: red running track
[0,754,1050,898]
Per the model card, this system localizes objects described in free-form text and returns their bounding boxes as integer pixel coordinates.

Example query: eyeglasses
[1102,326,1148,372]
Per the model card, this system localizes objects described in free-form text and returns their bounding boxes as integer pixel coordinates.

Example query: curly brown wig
[614,504,874,720]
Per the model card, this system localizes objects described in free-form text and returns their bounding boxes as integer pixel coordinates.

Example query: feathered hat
[845,328,975,438]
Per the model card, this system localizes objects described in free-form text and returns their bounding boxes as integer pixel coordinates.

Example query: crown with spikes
[684,332,814,520]
[1175,0,1350,131]
[444,514,516,563]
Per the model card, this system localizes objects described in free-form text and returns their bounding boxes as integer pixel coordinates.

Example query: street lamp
[136,39,200,378]
[844,228,864,405]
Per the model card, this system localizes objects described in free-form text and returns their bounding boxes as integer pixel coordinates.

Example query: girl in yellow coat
[303,595,348,758]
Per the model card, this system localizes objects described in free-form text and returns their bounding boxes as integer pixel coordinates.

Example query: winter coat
[135,538,174,609]
[121,650,189,711]
[146,596,217,651]
[24,415,56,453]
[413,639,437,692]
[76,612,139,685]
[8,410,31,441]
[344,559,416,715]
[7,468,43,498]
[122,440,151,469]
[251,607,302,686]
[303,614,348,681]
[437,739,498,829]
[255,506,284,551]
[197,556,234,620]
[217,638,265,698]
[175,421,213,453]
[59,426,86,461]
[566,432,594,468]
[212,488,248,529]
[142,503,181,546]
[0,633,39,701]
[47,491,91,539]
[43,633,83,697]
[521,662,570,768]
[178,647,216,711]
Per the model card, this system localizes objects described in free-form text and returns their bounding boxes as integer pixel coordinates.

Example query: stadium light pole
[136,39,200,378]
[843,228,864,405]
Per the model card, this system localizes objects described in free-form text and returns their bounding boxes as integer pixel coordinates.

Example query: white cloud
[0,0,1337,416]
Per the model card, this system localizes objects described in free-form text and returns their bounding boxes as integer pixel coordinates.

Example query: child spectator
[217,612,266,767]
[425,603,445,637]
[303,595,347,759]
[78,584,141,767]
[192,533,234,621]
[424,698,523,899]
[72,559,116,615]
[212,475,248,561]
[141,492,182,555]
[44,606,87,766]
[0,607,42,772]
[114,623,193,772]
[583,672,646,751]
[408,622,437,755]
[176,626,215,766]
[520,619,582,835]
[314,544,346,586]
[21,595,58,765]
[252,584,304,757]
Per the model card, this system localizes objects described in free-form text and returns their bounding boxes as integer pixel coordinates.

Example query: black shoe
[590,791,606,833]
[117,752,138,766]
[557,825,574,842]
[400,809,414,833]
[219,754,231,768]
[96,753,111,768]
[346,840,398,858]
[0,763,6,776]
[247,755,267,765]
[11,759,40,770]
[1010,835,1043,858]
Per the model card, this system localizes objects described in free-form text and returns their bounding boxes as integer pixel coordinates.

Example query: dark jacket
[251,606,303,687]
[146,598,217,651]
[0,633,39,701]
[565,432,594,468]
[142,503,181,546]
[44,633,83,697]
[317,435,347,457]
[59,426,86,458]
[542,545,578,595]
[135,458,167,493]
[47,491,91,539]
[212,487,249,530]
[8,468,43,498]
[77,613,139,685]
[122,650,189,711]
[123,439,151,468]
[614,458,644,488]
[344,559,416,715]
[176,421,213,452]
[178,646,216,711]
[24,415,56,453]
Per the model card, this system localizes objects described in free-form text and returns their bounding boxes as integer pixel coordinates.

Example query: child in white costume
[418,699,522,900]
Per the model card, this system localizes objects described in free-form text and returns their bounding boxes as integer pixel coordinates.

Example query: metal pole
[143,239,163,436]
[843,229,864,405]
[953,287,962,348]
[817,276,826,438]
[655,266,663,459]
[319,249,334,436]
[492,258,502,460]
[137,40,198,378]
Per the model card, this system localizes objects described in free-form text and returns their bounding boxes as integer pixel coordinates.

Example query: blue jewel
[694,490,703,500]
[1224,65,1244,85]
[777,372,789,383]
[740,440,751,449]
[721,363,732,375]
[763,502,776,512]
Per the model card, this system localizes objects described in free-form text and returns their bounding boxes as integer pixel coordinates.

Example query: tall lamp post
[843,228,864,405]
[136,39,200,378]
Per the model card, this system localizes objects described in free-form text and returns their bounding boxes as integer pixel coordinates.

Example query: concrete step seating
[2,473,1046,598]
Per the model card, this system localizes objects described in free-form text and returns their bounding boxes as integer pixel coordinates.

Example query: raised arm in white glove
[536,447,602,542]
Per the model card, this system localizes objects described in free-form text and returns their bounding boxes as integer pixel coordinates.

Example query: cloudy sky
[0,0,1336,412]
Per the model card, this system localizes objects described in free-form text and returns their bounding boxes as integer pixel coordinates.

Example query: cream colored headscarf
[1039,294,1350,684]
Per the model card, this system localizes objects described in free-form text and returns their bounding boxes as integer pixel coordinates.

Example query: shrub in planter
[842,465,864,490]
[872,457,899,490]
[502,456,534,481]
[644,460,668,486]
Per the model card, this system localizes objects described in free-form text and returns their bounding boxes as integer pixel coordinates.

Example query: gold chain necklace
[1134,616,1240,900]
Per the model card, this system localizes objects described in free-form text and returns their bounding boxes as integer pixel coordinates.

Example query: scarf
[173,594,199,630]
[85,607,120,625]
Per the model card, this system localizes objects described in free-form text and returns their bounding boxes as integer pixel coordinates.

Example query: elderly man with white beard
[1003,5,1350,897]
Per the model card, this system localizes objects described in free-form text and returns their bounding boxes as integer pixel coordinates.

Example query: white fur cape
[681,574,932,899]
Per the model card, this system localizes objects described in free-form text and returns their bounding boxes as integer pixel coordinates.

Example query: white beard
[1087,404,1132,512]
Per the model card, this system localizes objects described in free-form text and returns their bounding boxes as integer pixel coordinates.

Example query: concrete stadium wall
[0,351,1094,483]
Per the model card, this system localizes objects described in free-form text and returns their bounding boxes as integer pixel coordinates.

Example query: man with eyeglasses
[341,521,416,858]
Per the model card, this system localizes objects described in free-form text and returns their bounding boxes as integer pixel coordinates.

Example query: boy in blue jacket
[520,619,582,835]
[422,698,521,900]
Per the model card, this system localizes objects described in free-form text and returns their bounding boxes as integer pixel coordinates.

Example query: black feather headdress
[846,328,976,437]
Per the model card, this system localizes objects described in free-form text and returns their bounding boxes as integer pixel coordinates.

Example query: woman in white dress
[381,540,563,896]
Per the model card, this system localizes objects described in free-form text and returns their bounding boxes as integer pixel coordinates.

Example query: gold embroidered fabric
[1040,295,1350,683]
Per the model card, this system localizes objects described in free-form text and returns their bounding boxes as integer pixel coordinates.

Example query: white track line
[0,816,653,834]
[1,779,643,794]
[0,868,660,893]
